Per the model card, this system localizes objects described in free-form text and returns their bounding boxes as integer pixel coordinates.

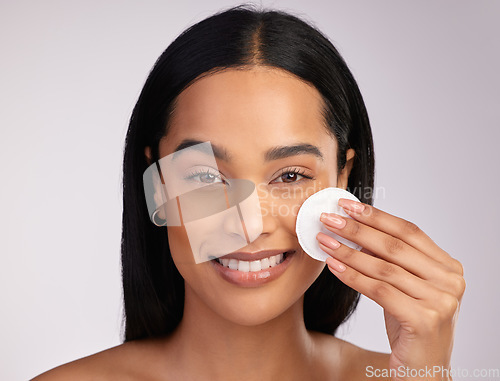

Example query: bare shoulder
[31,337,168,381]
[311,331,391,381]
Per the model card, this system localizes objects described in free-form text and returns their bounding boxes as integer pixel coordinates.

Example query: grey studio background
[1,1,499,380]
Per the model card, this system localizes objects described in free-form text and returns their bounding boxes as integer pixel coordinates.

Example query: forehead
[162,67,335,157]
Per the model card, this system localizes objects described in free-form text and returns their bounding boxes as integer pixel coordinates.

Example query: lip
[216,249,291,262]
[210,250,296,288]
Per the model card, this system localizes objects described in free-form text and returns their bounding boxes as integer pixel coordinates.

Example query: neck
[167,283,317,381]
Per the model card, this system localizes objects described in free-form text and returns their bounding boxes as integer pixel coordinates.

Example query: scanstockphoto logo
[255,182,386,218]
[366,365,500,379]
[254,182,386,203]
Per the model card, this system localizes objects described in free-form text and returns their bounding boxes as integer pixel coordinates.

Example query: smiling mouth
[213,251,294,272]
[210,249,297,287]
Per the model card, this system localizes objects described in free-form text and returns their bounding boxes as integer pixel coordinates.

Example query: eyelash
[183,167,314,185]
[184,168,223,183]
[272,167,314,185]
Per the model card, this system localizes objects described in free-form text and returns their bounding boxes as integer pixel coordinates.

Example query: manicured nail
[320,213,346,229]
[316,232,341,249]
[338,198,365,213]
[326,257,346,273]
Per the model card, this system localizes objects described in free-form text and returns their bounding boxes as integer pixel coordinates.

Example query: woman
[33,5,465,380]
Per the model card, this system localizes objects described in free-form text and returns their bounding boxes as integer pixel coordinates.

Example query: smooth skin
[32,67,464,381]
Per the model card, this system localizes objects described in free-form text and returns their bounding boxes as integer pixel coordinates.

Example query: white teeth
[249,260,261,272]
[260,257,270,269]
[228,259,238,270]
[216,253,287,272]
[238,260,250,272]
[269,255,277,267]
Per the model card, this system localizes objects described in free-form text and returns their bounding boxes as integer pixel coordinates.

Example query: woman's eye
[273,169,312,184]
[184,169,224,184]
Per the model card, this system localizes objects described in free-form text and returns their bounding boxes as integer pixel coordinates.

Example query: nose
[220,179,278,243]
[254,182,279,236]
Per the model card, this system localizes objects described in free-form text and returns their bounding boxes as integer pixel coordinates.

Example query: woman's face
[155,67,353,326]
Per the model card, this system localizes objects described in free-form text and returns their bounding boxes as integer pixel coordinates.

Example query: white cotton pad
[296,187,363,262]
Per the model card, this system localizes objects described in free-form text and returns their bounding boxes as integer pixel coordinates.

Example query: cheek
[271,200,301,233]
[270,184,319,235]
[167,225,196,269]
[271,185,329,287]
[274,172,339,235]
[301,255,326,284]
[167,225,216,298]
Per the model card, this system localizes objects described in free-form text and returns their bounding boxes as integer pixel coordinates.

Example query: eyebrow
[172,139,232,161]
[172,139,323,162]
[264,143,323,162]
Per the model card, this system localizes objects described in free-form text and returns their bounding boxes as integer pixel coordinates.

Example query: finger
[320,235,466,305]
[338,198,462,275]
[329,256,462,339]
[318,217,465,297]
[324,256,426,325]
[320,213,447,281]
[317,233,435,299]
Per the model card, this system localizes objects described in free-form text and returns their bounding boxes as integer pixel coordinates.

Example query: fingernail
[320,213,346,229]
[326,257,346,272]
[338,198,365,213]
[316,232,341,249]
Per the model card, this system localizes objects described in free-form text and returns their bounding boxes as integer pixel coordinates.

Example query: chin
[176,243,325,328]
[210,291,302,327]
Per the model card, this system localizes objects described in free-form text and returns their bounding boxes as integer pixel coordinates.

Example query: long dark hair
[121,4,374,342]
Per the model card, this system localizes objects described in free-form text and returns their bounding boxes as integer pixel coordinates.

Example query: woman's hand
[316,198,465,381]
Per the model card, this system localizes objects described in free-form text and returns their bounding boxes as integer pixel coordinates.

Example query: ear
[337,148,356,190]
[145,146,152,165]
